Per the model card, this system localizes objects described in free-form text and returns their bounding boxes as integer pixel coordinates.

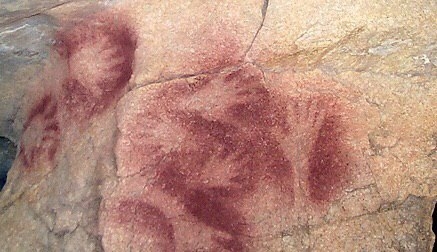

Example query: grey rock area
[0,14,56,141]
[383,196,434,252]
[0,4,106,251]
[0,0,70,25]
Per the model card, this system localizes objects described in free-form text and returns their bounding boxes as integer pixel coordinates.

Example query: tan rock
[0,0,435,251]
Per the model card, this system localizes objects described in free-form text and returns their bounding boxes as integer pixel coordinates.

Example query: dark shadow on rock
[0,136,16,190]
[433,202,437,252]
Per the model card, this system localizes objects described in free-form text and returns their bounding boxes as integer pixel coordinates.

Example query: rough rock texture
[0,14,56,142]
[0,0,436,251]
[0,0,70,25]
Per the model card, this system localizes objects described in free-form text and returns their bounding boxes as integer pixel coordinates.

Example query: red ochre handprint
[19,94,60,170]
[106,64,362,251]
[56,15,137,119]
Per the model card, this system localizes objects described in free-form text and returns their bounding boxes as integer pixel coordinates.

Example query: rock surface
[0,0,436,251]
[0,137,16,190]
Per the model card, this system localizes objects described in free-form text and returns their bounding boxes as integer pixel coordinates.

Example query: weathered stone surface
[0,0,70,25]
[0,0,435,251]
[0,14,56,141]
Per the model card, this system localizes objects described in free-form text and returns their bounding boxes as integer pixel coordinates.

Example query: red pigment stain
[19,94,60,170]
[108,64,360,251]
[115,66,296,251]
[55,14,137,119]
[184,187,247,250]
[115,199,176,252]
[307,108,350,202]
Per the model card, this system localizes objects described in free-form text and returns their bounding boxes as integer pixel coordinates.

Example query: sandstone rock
[0,0,436,251]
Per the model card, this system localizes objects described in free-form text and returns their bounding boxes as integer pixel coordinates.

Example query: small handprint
[19,94,60,169]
